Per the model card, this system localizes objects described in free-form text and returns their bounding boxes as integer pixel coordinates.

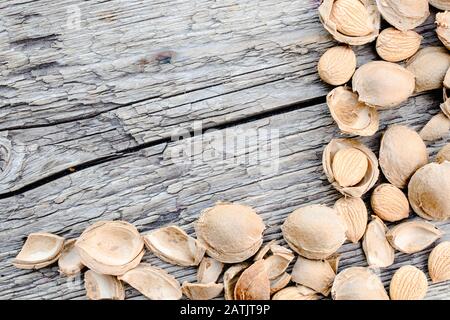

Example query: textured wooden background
[0,0,448,300]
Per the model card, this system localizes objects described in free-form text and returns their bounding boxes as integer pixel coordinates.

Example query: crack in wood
[0,90,440,198]
[9,34,59,48]
[0,61,307,132]
[0,94,327,199]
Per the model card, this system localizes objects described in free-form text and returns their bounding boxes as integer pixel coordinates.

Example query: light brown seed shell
[334,197,368,243]
[428,241,450,283]
[436,143,450,163]
[270,273,292,295]
[318,46,356,86]
[406,47,450,93]
[331,267,389,300]
[264,255,292,280]
[375,0,429,31]
[362,216,395,268]
[75,221,144,276]
[223,263,250,300]
[79,248,145,278]
[376,28,422,62]
[390,266,428,300]
[13,233,65,270]
[442,101,450,119]
[332,148,369,187]
[291,256,337,296]
[430,0,450,10]
[379,125,428,189]
[195,202,265,263]
[352,61,415,109]
[272,285,321,300]
[436,11,450,50]
[419,113,450,142]
[327,86,379,136]
[408,161,450,221]
[143,226,205,267]
[234,260,270,300]
[84,270,125,300]
[58,239,84,276]
[323,138,380,197]
[269,244,293,258]
[263,246,294,280]
[282,204,347,260]
[371,183,409,222]
[319,0,381,45]
[118,263,182,300]
[181,282,224,300]
[12,258,62,270]
[197,257,224,284]
[387,220,442,253]
[253,240,276,261]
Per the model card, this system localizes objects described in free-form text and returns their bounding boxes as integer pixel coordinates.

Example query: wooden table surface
[0,0,449,300]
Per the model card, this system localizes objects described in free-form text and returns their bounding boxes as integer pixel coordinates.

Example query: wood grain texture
[0,0,329,130]
[0,0,438,129]
[0,0,448,300]
[0,0,335,194]
[0,95,448,299]
[0,11,440,195]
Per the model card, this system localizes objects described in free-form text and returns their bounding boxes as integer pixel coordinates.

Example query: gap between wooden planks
[0,0,440,195]
[0,94,448,299]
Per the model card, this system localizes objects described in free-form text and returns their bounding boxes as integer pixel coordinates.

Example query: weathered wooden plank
[0,0,438,131]
[0,0,448,301]
[0,0,441,194]
[0,49,442,196]
[0,85,444,196]
[0,95,448,299]
[0,0,329,129]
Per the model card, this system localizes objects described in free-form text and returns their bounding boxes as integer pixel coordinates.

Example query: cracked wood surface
[0,0,332,130]
[0,96,449,299]
[0,0,449,300]
[0,0,440,194]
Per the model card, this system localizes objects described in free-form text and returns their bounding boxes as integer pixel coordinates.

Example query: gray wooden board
[0,95,449,299]
[0,0,449,300]
[0,0,441,194]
